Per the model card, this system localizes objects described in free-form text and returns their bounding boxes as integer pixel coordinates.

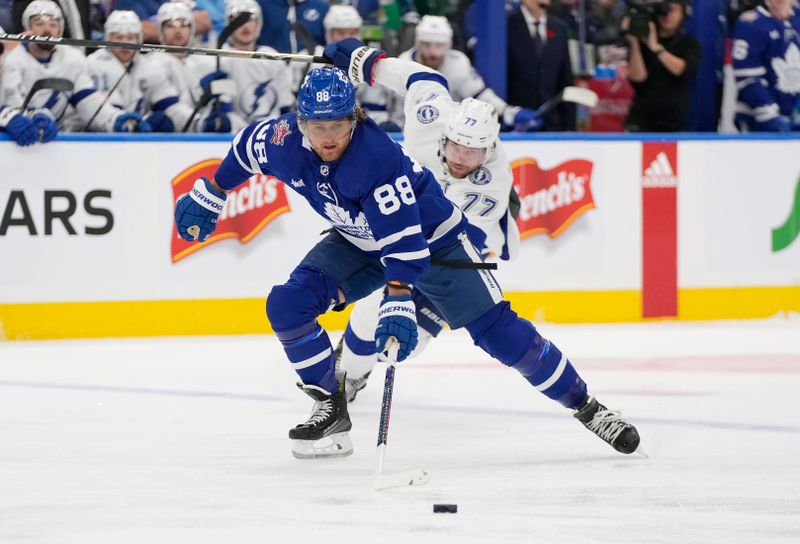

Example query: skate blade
[373,469,431,490]
[634,446,649,459]
[291,432,353,459]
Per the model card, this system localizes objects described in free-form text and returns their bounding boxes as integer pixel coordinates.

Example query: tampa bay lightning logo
[469,167,492,185]
[416,104,439,124]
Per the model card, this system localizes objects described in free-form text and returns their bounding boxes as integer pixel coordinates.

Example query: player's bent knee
[465,301,536,365]
[266,266,341,334]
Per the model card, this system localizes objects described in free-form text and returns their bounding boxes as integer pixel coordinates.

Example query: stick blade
[561,86,599,108]
[373,469,431,490]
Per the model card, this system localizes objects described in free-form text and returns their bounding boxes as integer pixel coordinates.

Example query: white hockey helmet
[225,0,263,35]
[157,1,195,44]
[444,98,500,150]
[324,5,363,32]
[104,10,143,43]
[415,15,452,45]
[22,0,64,35]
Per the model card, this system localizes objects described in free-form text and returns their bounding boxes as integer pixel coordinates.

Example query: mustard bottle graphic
[772,176,800,252]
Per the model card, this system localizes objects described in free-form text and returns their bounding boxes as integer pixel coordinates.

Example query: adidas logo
[642,152,677,188]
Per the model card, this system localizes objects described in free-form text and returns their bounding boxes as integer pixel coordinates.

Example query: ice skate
[573,396,641,454]
[290,378,353,459]
[334,338,372,403]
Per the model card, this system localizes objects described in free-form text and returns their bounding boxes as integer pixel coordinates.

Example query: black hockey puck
[433,504,457,513]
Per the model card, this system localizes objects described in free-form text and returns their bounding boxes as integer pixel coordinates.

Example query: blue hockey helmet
[297,67,356,121]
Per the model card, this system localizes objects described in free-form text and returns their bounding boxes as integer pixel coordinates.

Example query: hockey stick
[81,60,134,131]
[182,11,254,133]
[21,77,74,110]
[0,31,329,63]
[373,340,431,491]
[535,86,598,118]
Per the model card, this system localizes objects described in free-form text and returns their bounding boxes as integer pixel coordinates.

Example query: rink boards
[1,133,799,339]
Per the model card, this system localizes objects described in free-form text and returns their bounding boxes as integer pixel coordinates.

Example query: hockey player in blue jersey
[173,42,641,459]
[732,0,800,131]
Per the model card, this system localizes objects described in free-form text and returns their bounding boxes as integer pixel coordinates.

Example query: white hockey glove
[322,37,386,85]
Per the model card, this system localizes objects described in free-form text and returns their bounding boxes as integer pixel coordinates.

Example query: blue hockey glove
[28,109,59,143]
[0,108,37,146]
[114,111,152,132]
[200,70,229,93]
[375,294,418,362]
[323,37,386,85]
[757,115,792,133]
[144,111,175,132]
[174,177,227,242]
[503,106,542,131]
[200,102,233,133]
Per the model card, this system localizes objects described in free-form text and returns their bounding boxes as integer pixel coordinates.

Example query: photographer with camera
[622,0,701,131]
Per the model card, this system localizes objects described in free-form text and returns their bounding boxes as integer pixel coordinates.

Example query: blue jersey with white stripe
[732,7,800,124]
[215,112,467,286]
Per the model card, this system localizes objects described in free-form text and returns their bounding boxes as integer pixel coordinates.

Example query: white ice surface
[2,319,799,543]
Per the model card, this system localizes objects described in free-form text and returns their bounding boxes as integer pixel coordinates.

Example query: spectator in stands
[255,0,329,53]
[113,0,211,44]
[622,0,700,131]
[194,0,225,36]
[507,0,576,131]
[732,0,800,132]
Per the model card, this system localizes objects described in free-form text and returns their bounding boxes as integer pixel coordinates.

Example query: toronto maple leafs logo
[323,203,374,240]
[469,167,492,185]
[270,119,292,146]
[417,104,439,124]
[772,43,800,94]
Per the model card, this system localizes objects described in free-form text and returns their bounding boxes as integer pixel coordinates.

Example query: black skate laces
[585,408,628,444]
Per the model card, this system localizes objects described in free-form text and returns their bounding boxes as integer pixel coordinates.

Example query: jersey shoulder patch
[469,166,492,185]
[416,103,440,124]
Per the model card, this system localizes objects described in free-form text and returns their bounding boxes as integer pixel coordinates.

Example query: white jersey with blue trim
[86,49,194,128]
[146,51,246,133]
[218,44,295,123]
[374,57,519,261]
[392,47,509,129]
[732,6,800,124]
[1,44,129,131]
[214,112,468,285]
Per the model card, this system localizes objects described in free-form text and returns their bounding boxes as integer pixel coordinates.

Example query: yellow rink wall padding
[1,286,799,341]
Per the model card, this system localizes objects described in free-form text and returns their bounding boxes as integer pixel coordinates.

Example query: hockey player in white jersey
[216,0,294,123]
[291,4,398,130]
[336,44,523,401]
[147,1,244,133]
[1,23,49,145]
[1,1,150,133]
[392,15,540,131]
[86,10,200,132]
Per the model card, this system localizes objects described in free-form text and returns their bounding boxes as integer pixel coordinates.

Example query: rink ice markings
[2,378,798,436]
